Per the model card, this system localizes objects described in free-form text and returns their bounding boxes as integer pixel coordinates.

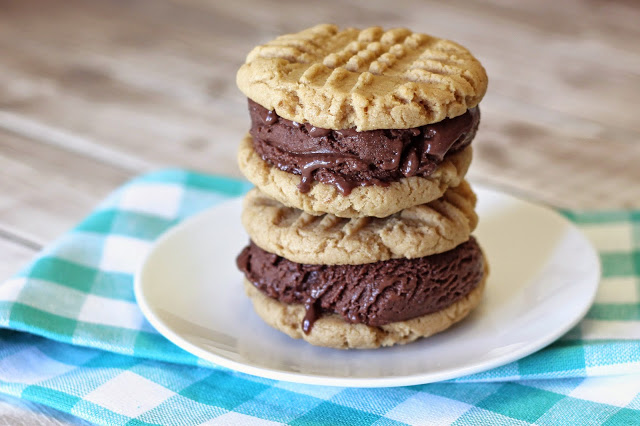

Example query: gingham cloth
[0,169,639,425]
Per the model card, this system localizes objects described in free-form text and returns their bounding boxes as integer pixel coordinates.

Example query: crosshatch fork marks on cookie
[242,181,478,265]
[275,26,478,98]
[237,24,488,130]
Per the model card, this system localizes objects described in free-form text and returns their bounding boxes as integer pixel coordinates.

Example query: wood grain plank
[0,393,90,426]
[463,0,640,55]
[0,0,249,176]
[0,0,638,177]
[0,237,37,281]
[0,0,638,225]
[470,96,640,209]
[0,130,131,245]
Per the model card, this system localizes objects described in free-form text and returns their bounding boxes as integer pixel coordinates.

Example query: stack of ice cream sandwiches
[236,24,489,349]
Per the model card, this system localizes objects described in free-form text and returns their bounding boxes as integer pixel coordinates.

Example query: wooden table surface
[0,0,639,423]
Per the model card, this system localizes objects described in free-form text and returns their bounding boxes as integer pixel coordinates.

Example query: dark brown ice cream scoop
[248,99,479,195]
[237,237,485,333]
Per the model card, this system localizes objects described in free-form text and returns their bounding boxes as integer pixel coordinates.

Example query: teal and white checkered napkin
[1,169,639,425]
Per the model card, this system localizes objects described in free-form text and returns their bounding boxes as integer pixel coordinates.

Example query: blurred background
[0,0,638,422]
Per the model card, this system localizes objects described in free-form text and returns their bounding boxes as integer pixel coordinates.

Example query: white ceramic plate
[134,184,600,387]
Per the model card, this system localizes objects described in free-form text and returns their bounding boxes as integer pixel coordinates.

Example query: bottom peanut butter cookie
[237,134,472,218]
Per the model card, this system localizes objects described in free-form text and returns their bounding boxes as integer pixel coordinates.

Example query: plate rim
[134,183,601,388]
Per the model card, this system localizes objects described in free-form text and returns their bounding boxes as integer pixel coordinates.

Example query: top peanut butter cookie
[237,24,488,131]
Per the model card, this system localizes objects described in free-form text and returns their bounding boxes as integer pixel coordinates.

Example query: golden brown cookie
[243,267,486,349]
[237,24,488,131]
[237,134,472,218]
[242,181,477,265]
